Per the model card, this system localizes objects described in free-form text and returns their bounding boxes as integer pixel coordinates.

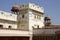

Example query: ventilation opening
[0,25,3,28]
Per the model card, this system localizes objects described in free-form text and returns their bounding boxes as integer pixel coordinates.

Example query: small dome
[44,16,51,20]
[11,5,19,12]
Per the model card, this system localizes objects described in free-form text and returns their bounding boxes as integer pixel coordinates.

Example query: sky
[0,0,60,25]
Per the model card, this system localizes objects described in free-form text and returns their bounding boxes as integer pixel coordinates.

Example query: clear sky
[0,0,60,25]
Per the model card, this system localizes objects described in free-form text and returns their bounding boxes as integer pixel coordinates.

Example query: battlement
[0,11,17,21]
[19,3,44,13]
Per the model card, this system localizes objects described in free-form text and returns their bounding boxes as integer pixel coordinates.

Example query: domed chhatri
[44,16,51,26]
[44,16,51,20]
[11,5,19,12]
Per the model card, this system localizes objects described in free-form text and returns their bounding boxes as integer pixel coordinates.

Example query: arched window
[0,25,3,28]
[8,26,12,29]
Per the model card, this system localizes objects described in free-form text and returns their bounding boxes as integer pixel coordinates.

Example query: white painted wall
[0,11,17,29]
[0,20,17,29]
[19,3,44,13]
[17,12,29,30]
[28,11,44,31]
[0,11,17,21]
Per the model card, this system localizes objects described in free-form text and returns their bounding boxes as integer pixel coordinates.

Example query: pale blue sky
[0,0,60,25]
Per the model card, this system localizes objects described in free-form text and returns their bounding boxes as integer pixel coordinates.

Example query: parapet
[19,3,44,13]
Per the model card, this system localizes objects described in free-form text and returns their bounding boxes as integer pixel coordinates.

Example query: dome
[11,5,19,12]
[44,16,51,20]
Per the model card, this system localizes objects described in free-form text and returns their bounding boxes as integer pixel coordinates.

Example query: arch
[0,25,3,28]
[8,25,12,29]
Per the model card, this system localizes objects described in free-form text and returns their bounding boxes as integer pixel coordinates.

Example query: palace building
[0,3,60,40]
[0,3,44,40]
